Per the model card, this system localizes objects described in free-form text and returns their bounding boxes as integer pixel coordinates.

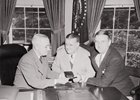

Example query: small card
[64,71,74,78]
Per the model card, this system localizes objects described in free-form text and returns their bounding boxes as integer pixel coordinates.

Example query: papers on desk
[16,91,34,100]
[53,82,97,100]
[58,89,98,100]
[16,90,46,100]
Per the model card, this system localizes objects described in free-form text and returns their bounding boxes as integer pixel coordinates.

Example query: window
[101,7,140,68]
[11,7,51,44]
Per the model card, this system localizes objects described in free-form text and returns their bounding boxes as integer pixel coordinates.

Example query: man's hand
[73,73,82,82]
[55,78,69,84]
[59,72,66,78]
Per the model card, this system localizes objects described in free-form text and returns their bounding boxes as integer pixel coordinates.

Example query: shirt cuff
[54,79,57,85]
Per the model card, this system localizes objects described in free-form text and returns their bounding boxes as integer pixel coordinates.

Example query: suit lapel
[31,50,45,75]
[92,54,99,71]
[100,47,111,70]
[92,46,112,71]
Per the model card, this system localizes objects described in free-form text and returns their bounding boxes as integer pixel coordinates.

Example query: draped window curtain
[87,0,106,43]
[0,0,17,45]
[133,0,140,21]
[43,0,65,56]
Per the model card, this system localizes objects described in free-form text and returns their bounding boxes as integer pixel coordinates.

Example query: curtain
[0,0,17,45]
[43,0,65,56]
[133,0,140,21]
[87,0,106,42]
[65,0,73,36]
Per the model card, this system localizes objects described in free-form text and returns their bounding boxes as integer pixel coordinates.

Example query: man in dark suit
[86,30,134,96]
[14,34,68,89]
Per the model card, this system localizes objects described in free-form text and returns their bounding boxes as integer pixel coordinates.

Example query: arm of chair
[130,85,140,96]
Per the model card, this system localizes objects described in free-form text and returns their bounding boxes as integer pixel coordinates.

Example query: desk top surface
[19,83,129,100]
[43,83,129,100]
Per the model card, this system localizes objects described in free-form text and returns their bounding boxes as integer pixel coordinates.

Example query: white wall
[16,0,43,7]
[16,0,134,7]
[106,0,133,6]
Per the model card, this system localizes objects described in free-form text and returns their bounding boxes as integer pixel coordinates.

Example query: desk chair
[126,67,140,100]
[0,44,27,86]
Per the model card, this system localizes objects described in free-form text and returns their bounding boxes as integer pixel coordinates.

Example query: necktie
[99,54,102,66]
[70,54,74,69]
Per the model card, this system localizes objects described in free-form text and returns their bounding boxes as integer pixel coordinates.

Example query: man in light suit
[52,33,95,83]
[14,34,68,89]
[86,30,134,96]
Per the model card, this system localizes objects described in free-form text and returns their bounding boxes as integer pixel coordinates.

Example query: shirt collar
[99,50,107,61]
[33,48,40,59]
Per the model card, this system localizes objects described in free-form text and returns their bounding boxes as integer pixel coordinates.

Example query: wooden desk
[0,85,19,100]
[44,83,129,100]
[88,84,128,100]
[17,83,129,100]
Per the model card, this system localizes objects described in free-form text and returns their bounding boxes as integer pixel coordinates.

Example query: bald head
[32,34,50,56]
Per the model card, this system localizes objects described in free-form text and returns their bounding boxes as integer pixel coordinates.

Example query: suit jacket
[87,44,134,96]
[14,49,59,89]
[52,45,95,82]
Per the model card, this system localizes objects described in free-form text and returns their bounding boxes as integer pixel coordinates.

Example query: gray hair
[32,34,49,47]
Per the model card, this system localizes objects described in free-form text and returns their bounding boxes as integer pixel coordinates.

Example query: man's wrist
[78,75,83,82]
[54,79,57,85]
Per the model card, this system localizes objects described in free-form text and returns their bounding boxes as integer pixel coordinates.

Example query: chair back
[126,67,140,100]
[0,44,27,85]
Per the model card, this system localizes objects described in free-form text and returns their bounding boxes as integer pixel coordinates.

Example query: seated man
[14,34,68,89]
[52,33,95,83]
[86,30,134,96]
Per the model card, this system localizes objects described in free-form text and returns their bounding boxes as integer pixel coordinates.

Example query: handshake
[55,71,82,84]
